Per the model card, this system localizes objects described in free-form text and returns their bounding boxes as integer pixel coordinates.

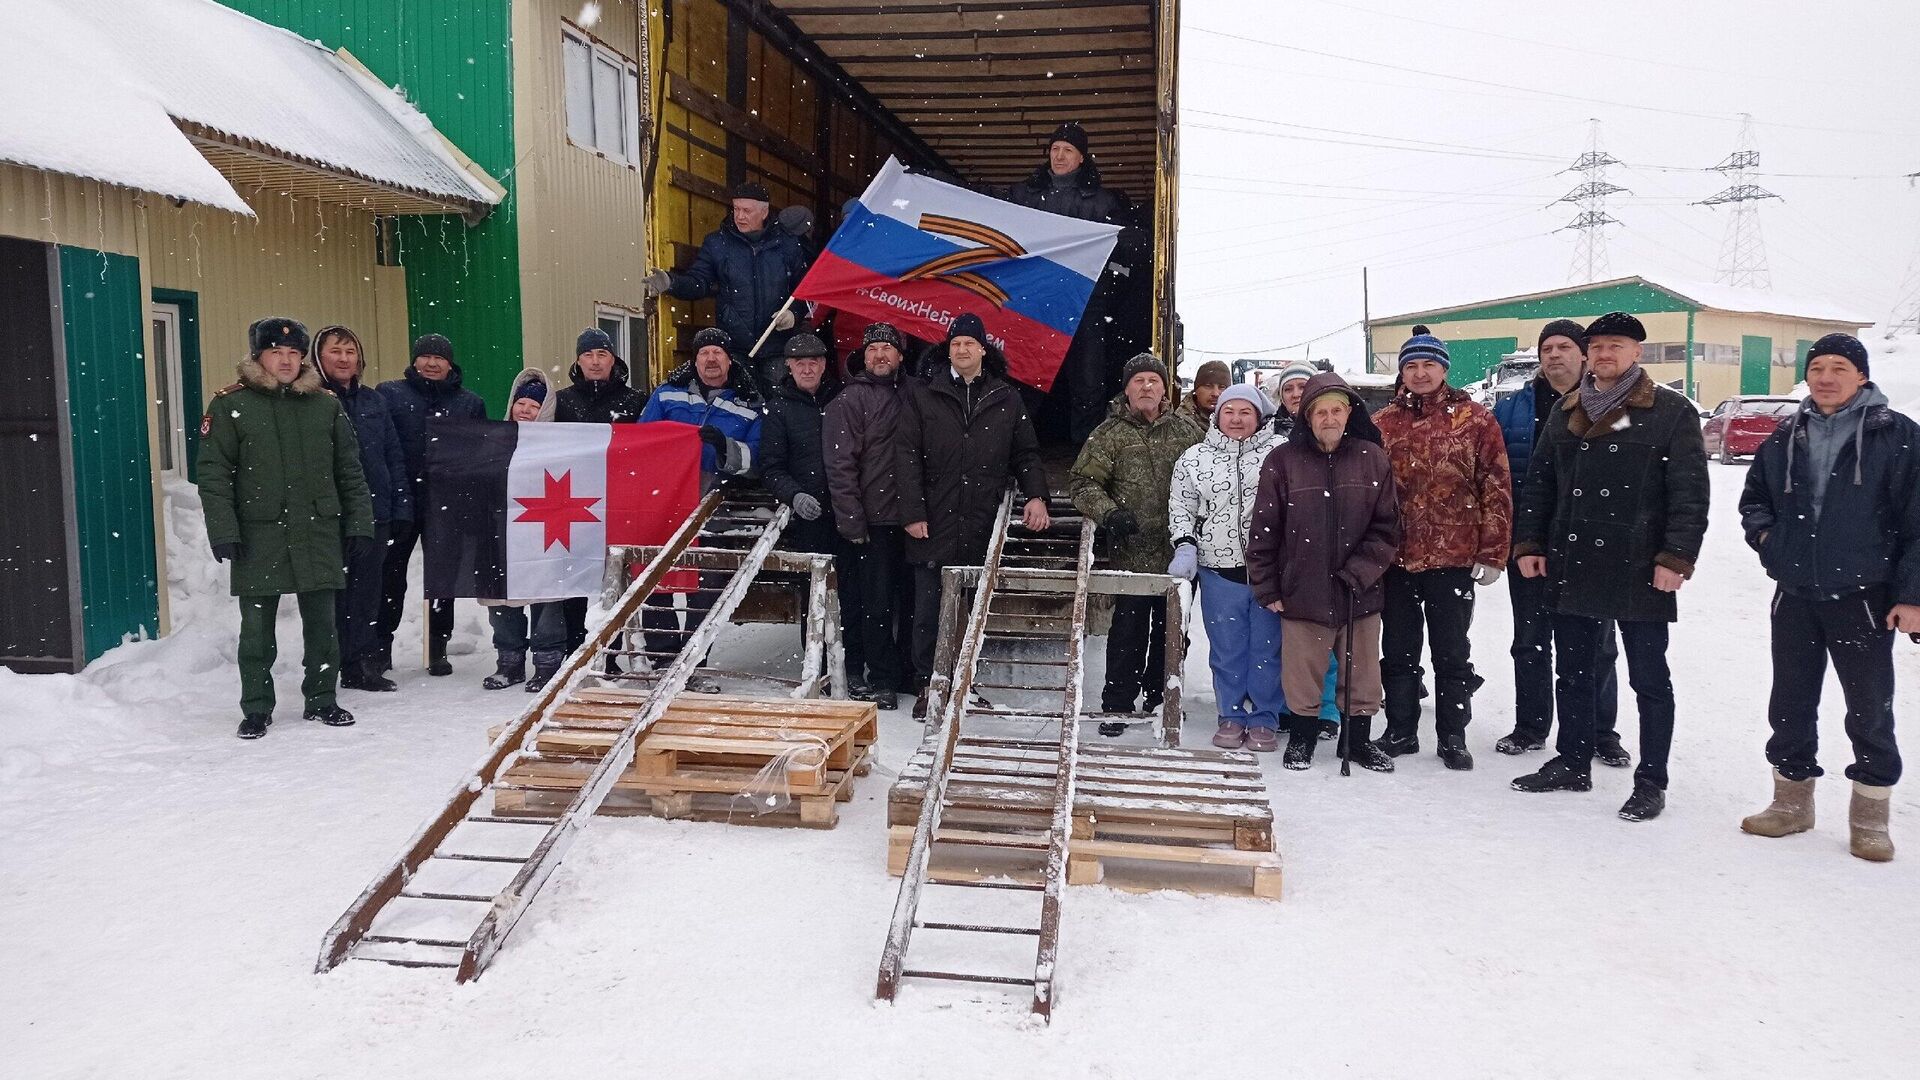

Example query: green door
[1740,335,1772,396]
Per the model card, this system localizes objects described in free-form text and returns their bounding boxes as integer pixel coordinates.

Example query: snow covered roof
[1379,274,1873,328]
[0,0,501,217]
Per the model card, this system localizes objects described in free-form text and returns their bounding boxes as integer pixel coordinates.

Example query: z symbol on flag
[515,470,602,551]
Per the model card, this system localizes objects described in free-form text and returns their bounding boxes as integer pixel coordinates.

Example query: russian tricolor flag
[423,419,703,601]
[795,157,1122,391]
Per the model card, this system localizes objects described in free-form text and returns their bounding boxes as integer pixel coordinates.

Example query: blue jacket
[377,365,488,493]
[666,219,810,352]
[1492,375,1552,499]
[639,360,764,479]
[1739,388,1920,604]
[321,373,412,524]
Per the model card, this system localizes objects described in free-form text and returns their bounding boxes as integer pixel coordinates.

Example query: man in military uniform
[198,317,376,739]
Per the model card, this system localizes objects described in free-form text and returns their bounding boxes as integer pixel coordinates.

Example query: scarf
[1578,364,1644,426]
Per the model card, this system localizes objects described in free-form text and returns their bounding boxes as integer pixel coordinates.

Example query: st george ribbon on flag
[423,418,703,601]
[793,156,1122,392]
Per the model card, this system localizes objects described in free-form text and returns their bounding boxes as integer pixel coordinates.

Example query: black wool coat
[896,350,1049,568]
[761,376,842,554]
[1513,370,1710,623]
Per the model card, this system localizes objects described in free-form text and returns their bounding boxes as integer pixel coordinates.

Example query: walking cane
[1339,582,1355,777]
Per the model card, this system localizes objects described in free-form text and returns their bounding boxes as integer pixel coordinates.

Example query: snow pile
[1870,329,1920,417]
[0,0,499,213]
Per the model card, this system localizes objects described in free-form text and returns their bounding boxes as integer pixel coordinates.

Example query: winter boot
[1375,721,1420,758]
[341,657,397,692]
[1495,729,1545,755]
[1511,755,1593,793]
[483,653,526,691]
[1283,714,1318,771]
[371,646,394,676]
[1850,783,1895,862]
[1098,722,1128,738]
[236,712,271,739]
[1212,721,1247,749]
[1245,726,1280,753]
[1594,732,1633,768]
[524,650,564,694]
[1740,771,1815,838]
[1437,732,1474,771]
[426,640,453,677]
[686,673,724,694]
[1141,690,1164,713]
[1343,715,1396,773]
[1618,779,1665,822]
[304,704,356,727]
[912,691,930,721]
[1318,718,1339,741]
[853,685,899,711]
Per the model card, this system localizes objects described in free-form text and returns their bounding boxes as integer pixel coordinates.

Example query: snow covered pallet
[488,692,877,828]
[888,740,1283,900]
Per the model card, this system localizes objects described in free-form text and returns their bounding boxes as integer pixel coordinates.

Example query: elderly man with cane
[1247,372,1401,773]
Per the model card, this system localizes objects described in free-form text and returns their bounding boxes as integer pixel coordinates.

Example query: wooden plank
[667,72,824,175]
[668,164,729,206]
[808,31,1153,59]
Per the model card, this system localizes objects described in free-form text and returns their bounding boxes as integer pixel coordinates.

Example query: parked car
[1346,371,1400,414]
[1468,357,1540,408]
[1702,396,1798,462]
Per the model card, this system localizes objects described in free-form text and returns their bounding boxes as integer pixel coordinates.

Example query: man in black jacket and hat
[897,313,1052,718]
[1511,312,1709,822]
[644,181,810,390]
[1003,122,1137,444]
[554,327,648,423]
[1738,333,1919,862]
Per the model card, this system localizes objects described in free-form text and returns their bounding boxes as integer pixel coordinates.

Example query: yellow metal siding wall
[0,165,143,255]
[514,0,650,380]
[1692,312,1864,395]
[144,190,404,394]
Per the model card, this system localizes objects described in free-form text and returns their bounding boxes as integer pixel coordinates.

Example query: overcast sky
[1173,0,1920,371]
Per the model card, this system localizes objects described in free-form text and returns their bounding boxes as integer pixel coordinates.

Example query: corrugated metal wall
[145,190,405,392]
[58,245,160,661]
[224,0,524,414]
[513,0,649,384]
[0,164,143,256]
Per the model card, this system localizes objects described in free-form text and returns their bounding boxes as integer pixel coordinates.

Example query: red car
[1702,396,1799,462]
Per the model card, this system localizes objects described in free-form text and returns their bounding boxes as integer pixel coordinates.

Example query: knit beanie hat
[1120,351,1170,388]
[1805,332,1869,377]
[946,312,988,344]
[576,327,616,357]
[411,333,455,364]
[1215,382,1273,421]
[862,322,905,352]
[782,332,830,359]
[1192,360,1231,387]
[1398,332,1450,370]
[1538,318,1588,354]
[249,316,309,358]
[512,379,548,405]
[1277,361,1318,387]
[1584,311,1646,342]
[690,326,735,354]
[1048,122,1090,156]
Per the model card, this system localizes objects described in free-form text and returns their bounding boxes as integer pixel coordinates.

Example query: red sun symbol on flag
[514,470,602,550]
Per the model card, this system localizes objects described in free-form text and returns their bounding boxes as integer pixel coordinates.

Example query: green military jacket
[1069,397,1203,574]
[197,356,374,596]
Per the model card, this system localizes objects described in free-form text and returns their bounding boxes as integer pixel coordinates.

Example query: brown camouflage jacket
[1373,385,1513,572]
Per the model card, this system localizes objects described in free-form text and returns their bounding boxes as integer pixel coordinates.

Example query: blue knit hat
[1398,332,1450,370]
[512,379,548,405]
[576,327,617,358]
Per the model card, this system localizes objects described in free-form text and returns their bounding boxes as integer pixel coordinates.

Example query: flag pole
[746,296,797,360]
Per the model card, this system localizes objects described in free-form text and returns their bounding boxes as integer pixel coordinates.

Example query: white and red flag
[424,419,702,600]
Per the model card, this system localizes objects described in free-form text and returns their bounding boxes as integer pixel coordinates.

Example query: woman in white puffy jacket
[1167,384,1289,751]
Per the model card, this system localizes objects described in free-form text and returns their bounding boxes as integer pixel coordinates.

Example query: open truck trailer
[636,0,1180,429]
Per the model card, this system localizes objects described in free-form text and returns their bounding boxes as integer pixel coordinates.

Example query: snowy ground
[5,475,1918,1080]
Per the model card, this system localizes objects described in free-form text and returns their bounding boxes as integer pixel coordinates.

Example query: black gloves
[211,542,243,563]
[346,534,377,560]
[697,426,727,450]
[1104,508,1139,540]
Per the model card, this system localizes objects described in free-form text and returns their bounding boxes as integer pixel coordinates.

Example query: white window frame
[595,305,642,389]
[562,23,641,168]
[150,302,187,477]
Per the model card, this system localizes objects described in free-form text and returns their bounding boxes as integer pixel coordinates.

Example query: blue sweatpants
[1198,568,1288,730]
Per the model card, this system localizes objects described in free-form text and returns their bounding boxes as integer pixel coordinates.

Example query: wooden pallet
[491,693,878,829]
[888,739,1283,900]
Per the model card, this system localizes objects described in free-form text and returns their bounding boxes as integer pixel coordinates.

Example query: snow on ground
[4,475,1918,1079]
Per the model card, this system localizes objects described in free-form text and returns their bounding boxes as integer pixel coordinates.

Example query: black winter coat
[377,365,488,495]
[554,355,649,423]
[1739,394,1920,604]
[1003,159,1140,319]
[896,344,1049,567]
[761,377,842,553]
[666,219,810,354]
[824,362,906,542]
[1514,370,1710,623]
[320,374,412,525]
